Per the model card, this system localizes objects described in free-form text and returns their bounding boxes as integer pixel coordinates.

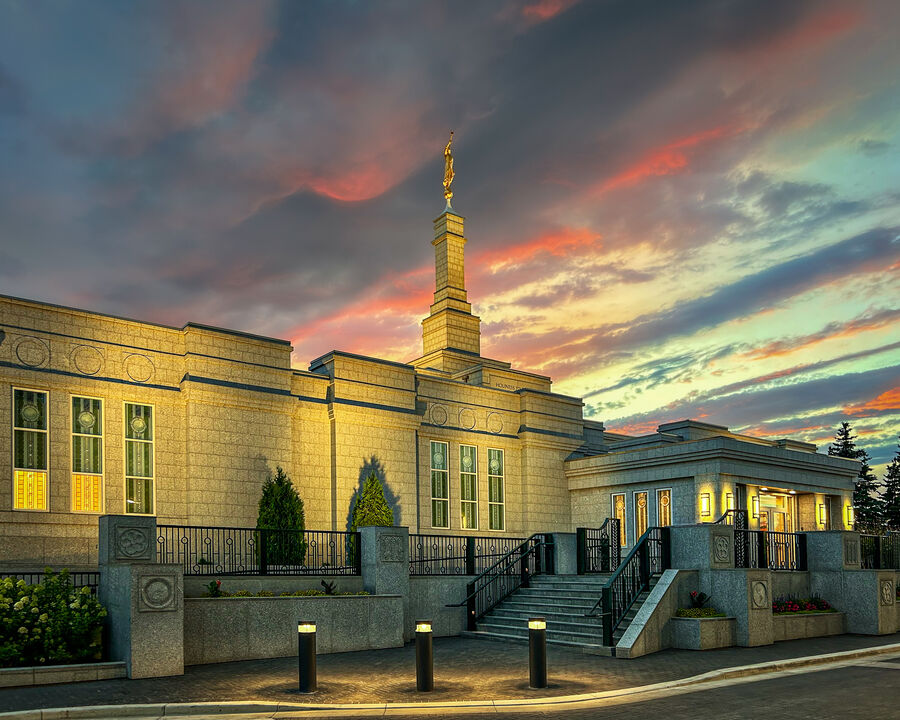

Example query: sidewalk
[1,633,899,713]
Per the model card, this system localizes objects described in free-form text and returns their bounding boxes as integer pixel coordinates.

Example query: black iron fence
[860,533,900,569]
[408,534,527,575]
[717,510,807,571]
[156,525,361,576]
[0,571,100,595]
[595,526,670,645]
[576,518,621,574]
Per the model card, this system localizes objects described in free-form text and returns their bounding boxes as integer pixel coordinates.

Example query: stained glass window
[657,489,671,527]
[488,448,504,531]
[13,389,48,510]
[460,445,478,530]
[125,403,154,514]
[430,441,449,528]
[72,397,103,512]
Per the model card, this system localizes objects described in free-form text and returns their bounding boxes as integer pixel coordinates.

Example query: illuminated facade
[0,206,859,567]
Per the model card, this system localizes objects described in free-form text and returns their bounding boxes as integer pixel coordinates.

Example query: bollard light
[528,617,547,689]
[415,619,434,692]
[297,620,317,693]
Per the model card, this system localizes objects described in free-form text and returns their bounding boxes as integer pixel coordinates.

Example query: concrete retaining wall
[0,661,126,688]
[408,576,470,637]
[183,574,364,598]
[771,571,810,599]
[772,612,844,642]
[182,595,404,665]
[670,617,736,650]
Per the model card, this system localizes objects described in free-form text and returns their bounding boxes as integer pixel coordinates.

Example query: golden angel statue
[443,130,455,206]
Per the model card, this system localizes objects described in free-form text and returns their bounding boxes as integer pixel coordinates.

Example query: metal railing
[715,510,807,571]
[0,571,100,595]
[860,533,900,569]
[447,534,555,630]
[408,534,527,575]
[594,526,670,646]
[576,518,621,574]
[156,525,361,576]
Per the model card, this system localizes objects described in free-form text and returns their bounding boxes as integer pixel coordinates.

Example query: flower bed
[0,570,106,668]
[772,596,835,615]
[201,578,368,598]
[670,616,735,650]
[675,607,726,618]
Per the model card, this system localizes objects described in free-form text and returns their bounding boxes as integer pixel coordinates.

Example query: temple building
[0,180,860,568]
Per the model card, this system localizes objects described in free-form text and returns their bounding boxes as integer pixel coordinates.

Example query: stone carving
[459,407,476,430]
[713,535,731,563]
[751,581,769,609]
[115,526,152,561]
[139,575,177,612]
[72,345,103,375]
[15,337,49,368]
[124,353,154,383]
[881,580,895,606]
[430,404,448,426]
[378,534,405,562]
[487,412,503,434]
[843,539,859,566]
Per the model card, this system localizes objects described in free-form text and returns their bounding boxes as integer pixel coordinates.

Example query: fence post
[354,532,362,575]
[638,539,650,586]
[465,537,476,575]
[611,520,621,570]
[601,586,613,646]
[797,533,808,571]
[466,581,477,631]
[576,528,587,575]
[661,527,672,569]
[544,534,555,575]
[520,552,531,588]
[259,529,269,575]
[874,535,883,569]
[757,531,768,570]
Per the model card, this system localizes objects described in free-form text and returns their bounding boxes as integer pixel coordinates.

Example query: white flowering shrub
[0,569,107,667]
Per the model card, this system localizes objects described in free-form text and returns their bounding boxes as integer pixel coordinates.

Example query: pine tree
[829,422,881,528]
[881,436,900,531]
[256,466,306,565]
[350,472,395,531]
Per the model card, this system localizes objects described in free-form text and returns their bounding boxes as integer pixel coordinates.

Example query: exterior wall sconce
[752,496,760,519]
[726,493,734,511]
[415,619,434,692]
[528,617,547,688]
[818,503,826,526]
[297,621,317,693]
[700,493,711,517]
[846,505,855,528]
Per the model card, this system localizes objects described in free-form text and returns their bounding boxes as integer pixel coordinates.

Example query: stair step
[476,621,604,644]
[484,615,602,633]
[487,608,602,623]
[515,589,601,600]
[460,630,613,654]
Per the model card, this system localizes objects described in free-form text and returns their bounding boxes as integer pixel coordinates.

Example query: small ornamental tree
[829,422,882,529]
[350,472,395,531]
[881,436,900,531]
[256,466,306,565]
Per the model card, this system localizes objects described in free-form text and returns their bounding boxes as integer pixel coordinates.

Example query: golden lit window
[72,396,103,513]
[13,388,48,511]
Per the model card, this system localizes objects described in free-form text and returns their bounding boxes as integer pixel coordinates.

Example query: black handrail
[587,526,670,646]
[714,509,748,526]
[446,533,555,630]
[576,518,621,574]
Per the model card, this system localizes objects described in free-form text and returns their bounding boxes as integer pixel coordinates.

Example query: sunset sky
[1,1,898,471]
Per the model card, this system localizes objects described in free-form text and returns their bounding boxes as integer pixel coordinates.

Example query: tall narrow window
[656,488,672,527]
[430,441,449,528]
[635,491,649,539]
[459,445,478,530]
[13,388,48,511]
[612,493,627,546]
[487,448,504,531]
[72,396,103,513]
[124,403,154,514]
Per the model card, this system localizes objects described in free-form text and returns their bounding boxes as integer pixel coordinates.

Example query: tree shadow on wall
[345,455,400,531]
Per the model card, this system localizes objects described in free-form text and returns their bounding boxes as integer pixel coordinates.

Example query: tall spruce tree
[881,435,900,530]
[256,466,306,564]
[350,472,395,531]
[829,422,881,528]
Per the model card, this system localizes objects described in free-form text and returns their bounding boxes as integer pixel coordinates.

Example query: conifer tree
[350,472,395,531]
[881,436,900,530]
[256,466,306,564]
[829,422,881,528]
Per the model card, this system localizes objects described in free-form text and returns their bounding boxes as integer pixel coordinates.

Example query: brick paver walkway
[1,633,898,711]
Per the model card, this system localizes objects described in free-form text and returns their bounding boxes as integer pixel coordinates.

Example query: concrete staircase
[461,573,663,654]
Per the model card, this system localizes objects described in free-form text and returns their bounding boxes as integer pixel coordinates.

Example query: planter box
[0,661,126,688]
[772,612,845,642]
[183,594,403,665]
[669,616,736,650]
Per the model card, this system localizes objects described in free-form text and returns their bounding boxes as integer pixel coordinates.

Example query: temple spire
[442,130,455,209]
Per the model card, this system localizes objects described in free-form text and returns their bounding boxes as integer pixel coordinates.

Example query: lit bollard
[528,617,547,689]
[297,620,317,693]
[415,619,434,692]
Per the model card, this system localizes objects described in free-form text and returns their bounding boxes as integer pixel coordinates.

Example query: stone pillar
[98,515,184,679]
[360,525,411,639]
[670,524,735,570]
[805,530,860,571]
[554,532,577,575]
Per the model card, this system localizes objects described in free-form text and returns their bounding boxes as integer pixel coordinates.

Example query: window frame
[70,394,104,514]
[611,492,627,547]
[487,447,505,532]
[459,444,478,531]
[656,487,672,527]
[429,440,450,529]
[11,386,50,513]
[123,400,156,516]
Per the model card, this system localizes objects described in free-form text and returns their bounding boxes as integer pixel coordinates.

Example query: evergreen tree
[829,422,881,528]
[256,466,306,564]
[350,472,395,531]
[881,436,900,530]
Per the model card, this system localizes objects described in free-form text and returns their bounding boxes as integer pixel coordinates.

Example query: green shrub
[231,589,253,597]
[350,472,395,531]
[256,466,306,565]
[0,570,107,668]
[675,607,726,618]
[255,590,275,597]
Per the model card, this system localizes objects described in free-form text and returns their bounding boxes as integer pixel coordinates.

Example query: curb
[2,642,899,719]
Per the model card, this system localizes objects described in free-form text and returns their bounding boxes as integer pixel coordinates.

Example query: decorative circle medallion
[432,451,444,466]
[487,412,503,434]
[20,404,40,423]
[141,578,174,610]
[16,338,48,368]
[72,345,103,375]
[459,408,476,430]
[430,404,448,426]
[490,459,500,472]
[130,416,147,435]
[78,410,96,430]
[117,527,150,558]
[124,353,154,383]
[462,455,472,469]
